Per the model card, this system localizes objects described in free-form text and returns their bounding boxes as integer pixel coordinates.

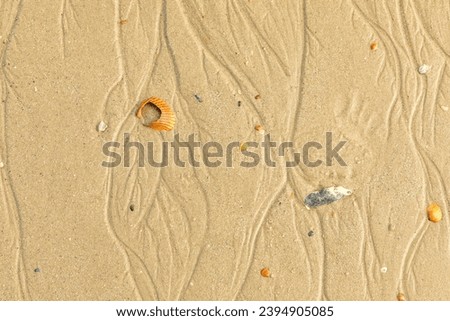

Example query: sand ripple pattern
[0,0,29,300]
[98,0,450,300]
[0,0,449,300]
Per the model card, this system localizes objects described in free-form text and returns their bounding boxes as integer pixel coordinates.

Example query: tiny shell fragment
[397,293,406,301]
[304,186,352,209]
[97,121,108,132]
[0,161,4,168]
[418,64,431,74]
[260,267,270,278]
[427,203,442,223]
[255,124,264,132]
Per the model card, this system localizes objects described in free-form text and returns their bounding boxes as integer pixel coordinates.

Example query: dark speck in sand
[194,94,203,103]
[308,230,314,237]
[34,267,40,273]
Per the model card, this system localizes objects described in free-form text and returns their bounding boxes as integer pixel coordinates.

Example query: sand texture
[1,0,450,300]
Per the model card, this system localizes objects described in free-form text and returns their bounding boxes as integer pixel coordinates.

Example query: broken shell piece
[97,121,108,132]
[260,267,271,278]
[0,161,4,168]
[418,64,431,74]
[254,124,264,133]
[136,97,176,131]
[304,186,352,209]
[441,106,449,112]
[397,293,406,301]
[427,203,442,223]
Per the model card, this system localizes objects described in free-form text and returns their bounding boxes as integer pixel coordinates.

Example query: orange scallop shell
[427,203,442,223]
[136,97,175,131]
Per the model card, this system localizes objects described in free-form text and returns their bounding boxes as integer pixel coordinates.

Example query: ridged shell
[427,203,442,223]
[136,97,175,131]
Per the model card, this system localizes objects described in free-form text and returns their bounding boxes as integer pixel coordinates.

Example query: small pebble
[237,101,242,107]
[370,41,378,50]
[34,267,40,273]
[308,230,314,237]
[380,266,388,273]
[97,121,108,132]
[0,161,4,168]
[304,186,352,209]
[441,105,449,112]
[255,94,261,100]
[418,64,431,74]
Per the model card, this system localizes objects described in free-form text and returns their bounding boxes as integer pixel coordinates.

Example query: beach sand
[0,0,450,300]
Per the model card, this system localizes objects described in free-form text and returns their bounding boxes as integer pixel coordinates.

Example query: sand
[1,0,450,301]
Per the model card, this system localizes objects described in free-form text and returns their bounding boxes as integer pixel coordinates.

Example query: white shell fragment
[0,161,4,168]
[97,121,108,132]
[418,64,431,74]
[441,105,449,112]
[304,186,352,209]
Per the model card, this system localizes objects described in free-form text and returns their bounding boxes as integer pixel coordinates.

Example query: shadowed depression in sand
[0,0,450,300]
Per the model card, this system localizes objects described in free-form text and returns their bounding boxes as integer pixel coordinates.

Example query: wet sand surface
[1,1,450,300]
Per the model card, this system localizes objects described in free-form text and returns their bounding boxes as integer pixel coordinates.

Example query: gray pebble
[304,186,352,209]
